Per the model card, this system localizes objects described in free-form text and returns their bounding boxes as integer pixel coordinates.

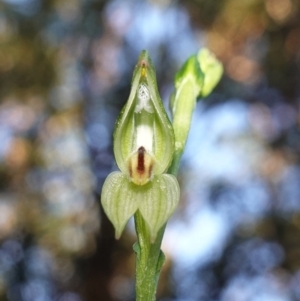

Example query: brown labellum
[129,146,153,185]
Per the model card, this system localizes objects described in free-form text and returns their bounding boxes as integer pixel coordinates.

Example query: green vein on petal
[101,172,139,239]
[139,174,180,242]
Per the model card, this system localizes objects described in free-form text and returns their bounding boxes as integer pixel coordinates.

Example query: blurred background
[1,0,300,300]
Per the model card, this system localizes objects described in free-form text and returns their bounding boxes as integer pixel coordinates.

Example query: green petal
[114,50,175,179]
[138,174,180,242]
[101,172,139,239]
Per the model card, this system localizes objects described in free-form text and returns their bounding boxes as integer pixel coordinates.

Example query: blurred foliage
[0,0,300,301]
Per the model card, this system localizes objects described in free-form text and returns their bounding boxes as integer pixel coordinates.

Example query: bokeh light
[1,0,300,300]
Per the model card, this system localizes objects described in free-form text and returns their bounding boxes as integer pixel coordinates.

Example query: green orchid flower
[101,50,180,242]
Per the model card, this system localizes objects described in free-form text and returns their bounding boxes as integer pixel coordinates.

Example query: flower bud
[197,49,223,97]
[170,48,223,155]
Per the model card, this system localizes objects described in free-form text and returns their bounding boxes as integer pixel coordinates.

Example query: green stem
[134,153,181,301]
[134,211,166,301]
[167,150,183,176]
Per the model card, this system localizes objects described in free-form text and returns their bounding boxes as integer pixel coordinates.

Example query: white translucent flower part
[135,84,154,113]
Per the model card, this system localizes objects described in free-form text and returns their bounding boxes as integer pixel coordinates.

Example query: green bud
[170,48,223,155]
[197,48,223,97]
[174,54,204,97]
[171,55,204,154]
[114,50,175,185]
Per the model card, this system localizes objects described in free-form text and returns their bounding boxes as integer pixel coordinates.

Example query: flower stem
[134,211,166,301]
[168,150,182,176]
[134,157,181,301]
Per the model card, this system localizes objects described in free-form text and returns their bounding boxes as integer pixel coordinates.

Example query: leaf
[132,241,140,254]
[155,250,166,285]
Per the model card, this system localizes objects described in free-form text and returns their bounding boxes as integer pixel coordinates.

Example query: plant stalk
[134,155,181,301]
[134,211,166,301]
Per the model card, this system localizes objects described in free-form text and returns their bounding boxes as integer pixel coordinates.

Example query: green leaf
[113,50,175,183]
[101,172,139,239]
[132,241,140,254]
[139,174,180,242]
[155,250,166,285]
